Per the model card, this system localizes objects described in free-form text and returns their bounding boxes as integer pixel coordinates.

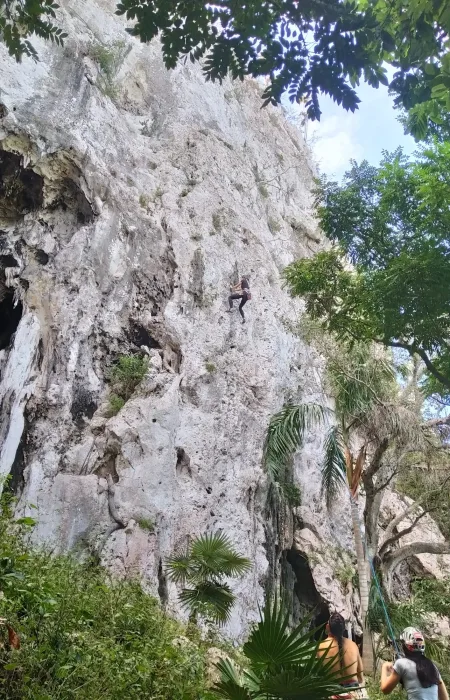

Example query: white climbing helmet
[400,627,426,653]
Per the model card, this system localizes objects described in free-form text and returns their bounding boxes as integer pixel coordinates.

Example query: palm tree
[166,532,251,626]
[213,598,346,699]
[263,344,395,675]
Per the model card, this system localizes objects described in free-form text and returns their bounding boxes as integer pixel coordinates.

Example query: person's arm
[380,661,400,695]
[438,680,449,700]
[356,650,364,685]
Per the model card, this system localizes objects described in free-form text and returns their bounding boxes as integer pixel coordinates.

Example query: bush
[0,498,212,699]
[109,354,148,401]
[108,393,125,416]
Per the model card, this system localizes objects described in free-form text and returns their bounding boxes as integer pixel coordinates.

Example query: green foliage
[212,598,344,699]
[396,467,450,540]
[0,499,211,699]
[321,426,347,508]
[108,393,125,416]
[257,182,269,199]
[205,362,217,374]
[139,193,149,208]
[285,146,450,401]
[166,533,251,626]
[109,354,148,401]
[0,0,67,61]
[136,517,154,532]
[88,40,128,98]
[263,403,326,482]
[279,482,301,508]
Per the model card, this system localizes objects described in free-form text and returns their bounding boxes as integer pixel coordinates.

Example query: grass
[88,40,128,99]
[108,393,125,416]
[0,497,212,700]
[136,517,155,532]
[109,354,148,402]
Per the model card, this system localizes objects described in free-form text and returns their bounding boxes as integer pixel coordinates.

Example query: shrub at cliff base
[0,500,213,699]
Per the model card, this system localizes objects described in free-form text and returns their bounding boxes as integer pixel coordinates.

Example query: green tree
[166,532,251,626]
[264,344,395,675]
[284,144,450,402]
[213,598,344,699]
[5,0,450,138]
[0,0,66,60]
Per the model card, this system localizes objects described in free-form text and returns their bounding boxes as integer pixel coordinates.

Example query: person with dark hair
[381,627,449,700]
[317,612,364,689]
[226,276,251,323]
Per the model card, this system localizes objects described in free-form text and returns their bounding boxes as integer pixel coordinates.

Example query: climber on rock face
[317,613,364,692]
[226,275,251,323]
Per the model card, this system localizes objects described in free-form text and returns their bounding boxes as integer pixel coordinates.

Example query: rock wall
[0,0,384,640]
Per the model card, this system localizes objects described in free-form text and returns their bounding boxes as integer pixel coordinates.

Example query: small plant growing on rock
[109,354,148,401]
[108,393,125,417]
[139,194,149,209]
[205,362,217,374]
[166,532,251,625]
[268,216,281,234]
[280,482,301,507]
[136,517,155,532]
[88,39,128,99]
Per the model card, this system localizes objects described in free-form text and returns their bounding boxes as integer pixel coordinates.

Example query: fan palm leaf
[179,581,235,625]
[321,426,347,508]
[165,552,193,584]
[264,403,327,481]
[190,532,251,579]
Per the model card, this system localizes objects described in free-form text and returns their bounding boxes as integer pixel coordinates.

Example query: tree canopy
[2,0,450,136]
[284,143,450,400]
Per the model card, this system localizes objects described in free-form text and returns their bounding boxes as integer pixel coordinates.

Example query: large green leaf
[243,599,329,667]
[259,668,343,699]
[179,582,235,625]
[321,426,347,508]
[264,403,326,481]
[190,532,252,579]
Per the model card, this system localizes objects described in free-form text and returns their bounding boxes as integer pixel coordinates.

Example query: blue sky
[308,77,418,180]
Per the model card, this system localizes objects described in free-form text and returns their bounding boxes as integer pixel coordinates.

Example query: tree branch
[386,342,450,390]
[364,438,389,480]
[378,510,428,557]
[383,541,450,574]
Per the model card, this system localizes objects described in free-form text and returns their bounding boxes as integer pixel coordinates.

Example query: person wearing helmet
[380,627,449,700]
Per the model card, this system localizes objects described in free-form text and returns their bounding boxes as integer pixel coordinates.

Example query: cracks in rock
[176,447,191,476]
[0,256,22,351]
[281,547,329,634]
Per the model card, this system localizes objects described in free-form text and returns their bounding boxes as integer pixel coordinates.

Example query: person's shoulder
[393,658,407,673]
[318,638,334,651]
[343,637,359,652]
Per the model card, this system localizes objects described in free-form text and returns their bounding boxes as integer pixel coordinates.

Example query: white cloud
[308,111,363,179]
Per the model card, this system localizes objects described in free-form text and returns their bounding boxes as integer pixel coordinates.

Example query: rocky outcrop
[1,0,447,641]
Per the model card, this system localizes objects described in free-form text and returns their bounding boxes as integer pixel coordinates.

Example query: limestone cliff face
[0,0,362,639]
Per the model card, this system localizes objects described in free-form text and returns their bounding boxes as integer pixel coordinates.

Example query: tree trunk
[350,494,374,676]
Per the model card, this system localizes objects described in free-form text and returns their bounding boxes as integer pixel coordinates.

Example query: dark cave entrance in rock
[0,285,22,351]
[128,321,162,350]
[281,547,330,639]
[0,149,44,221]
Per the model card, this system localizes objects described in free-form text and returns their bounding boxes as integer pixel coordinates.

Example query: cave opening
[128,321,161,349]
[281,547,330,639]
[0,286,22,351]
[0,149,44,221]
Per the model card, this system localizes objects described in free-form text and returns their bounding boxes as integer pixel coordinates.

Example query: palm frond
[260,668,343,699]
[165,552,193,584]
[190,532,251,579]
[264,403,327,481]
[179,582,235,625]
[321,426,347,508]
[244,598,330,667]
